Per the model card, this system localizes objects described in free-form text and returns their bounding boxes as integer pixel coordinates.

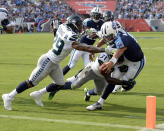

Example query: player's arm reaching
[72,41,112,54]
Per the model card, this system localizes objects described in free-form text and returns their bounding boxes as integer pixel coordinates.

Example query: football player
[90,10,126,93]
[86,21,146,111]
[0,7,15,34]
[62,7,104,79]
[103,10,114,22]
[2,15,113,110]
[50,14,62,37]
[103,10,126,93]
[30,52,135,104]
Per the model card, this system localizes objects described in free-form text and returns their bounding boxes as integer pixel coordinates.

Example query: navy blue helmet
[66,15,83,33]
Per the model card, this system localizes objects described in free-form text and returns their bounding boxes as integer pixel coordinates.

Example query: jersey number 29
[52,34,65,55]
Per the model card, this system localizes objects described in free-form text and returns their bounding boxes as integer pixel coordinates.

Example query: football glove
[122,80,136,92]
[105,45,114,55]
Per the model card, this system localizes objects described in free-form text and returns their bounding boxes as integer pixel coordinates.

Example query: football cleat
[48,90,58,100]
[112,85,121,93]
[121,80,136,92]
[86,102,102,111]
[2,94,13,111]
[30,91,44,107]
[84,88,90,101]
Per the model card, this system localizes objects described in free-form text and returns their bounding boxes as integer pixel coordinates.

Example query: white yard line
[0,114,143,130]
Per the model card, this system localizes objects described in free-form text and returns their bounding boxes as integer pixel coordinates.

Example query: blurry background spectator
[114,0,163,19]
[0,0,163,33]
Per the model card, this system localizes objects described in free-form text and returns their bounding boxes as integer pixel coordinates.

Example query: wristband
[109,57,117,65]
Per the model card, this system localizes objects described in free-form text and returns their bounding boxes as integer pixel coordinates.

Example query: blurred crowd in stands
[0,0,75,22]
[1,0,163,21]
[114,0,164,19]
[0,0,163,32]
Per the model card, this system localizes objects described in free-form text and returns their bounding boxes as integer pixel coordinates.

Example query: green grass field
[0,32,164,131]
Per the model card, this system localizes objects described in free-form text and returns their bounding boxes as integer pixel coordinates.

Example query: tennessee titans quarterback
[86,21,146,111]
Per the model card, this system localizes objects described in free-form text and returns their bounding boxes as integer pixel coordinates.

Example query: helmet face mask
[90,7,102,23]
[103,34,115,43]
[91,12,101,21]
[73,21,83,33]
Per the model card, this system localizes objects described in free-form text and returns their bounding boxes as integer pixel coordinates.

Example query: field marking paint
[138,123,164,131]
[0,114,143,130]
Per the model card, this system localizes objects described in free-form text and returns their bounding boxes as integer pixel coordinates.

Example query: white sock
[8,89,18,99]
[39,87,47,95]
[98,97,105,105]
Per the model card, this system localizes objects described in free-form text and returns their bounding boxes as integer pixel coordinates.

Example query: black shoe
[84,88,90,102]
[48,90,58,100]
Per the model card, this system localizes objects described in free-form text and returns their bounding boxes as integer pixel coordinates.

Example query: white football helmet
[100,21,118,41]
[90,7,102,23]
[0,8,8,20]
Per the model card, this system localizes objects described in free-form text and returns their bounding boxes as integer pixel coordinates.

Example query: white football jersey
[47,24,79,63]
[0,8,8,26]
[91,52,111,77]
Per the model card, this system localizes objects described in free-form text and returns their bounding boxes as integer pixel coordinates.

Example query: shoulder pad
[83,18,92,27]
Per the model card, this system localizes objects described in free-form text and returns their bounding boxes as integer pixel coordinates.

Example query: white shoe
[112,85,121,93]
[86,102,102,111]
[30,91,44,107]
[66,76,76,82]
[2,94,13,111]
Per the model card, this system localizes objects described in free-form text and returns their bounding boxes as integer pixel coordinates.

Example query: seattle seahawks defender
[62,7,104,78]
[86,21,146,111]
[0,7,15,34]
[2,15,113,110]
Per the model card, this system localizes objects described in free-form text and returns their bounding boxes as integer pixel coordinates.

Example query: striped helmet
[100,21,117,39]
[90,7,102,23]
